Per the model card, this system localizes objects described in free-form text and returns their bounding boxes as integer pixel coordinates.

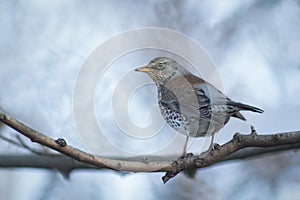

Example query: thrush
[135,57,263,156]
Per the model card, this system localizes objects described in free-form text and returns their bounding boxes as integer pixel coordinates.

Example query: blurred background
[1,0,300,199]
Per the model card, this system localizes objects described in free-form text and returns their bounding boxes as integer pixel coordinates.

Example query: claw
[179,152,193,159]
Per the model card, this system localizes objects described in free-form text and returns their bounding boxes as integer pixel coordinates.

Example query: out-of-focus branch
[0,133,48,155]
[0,110,300,183]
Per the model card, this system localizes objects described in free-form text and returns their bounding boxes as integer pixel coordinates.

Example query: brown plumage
[135,57,263,156]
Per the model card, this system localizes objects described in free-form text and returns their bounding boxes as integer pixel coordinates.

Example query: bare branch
[0,110,171,172]
[0,110,300,183]
[162,129,300,183]
[1,144,299,170]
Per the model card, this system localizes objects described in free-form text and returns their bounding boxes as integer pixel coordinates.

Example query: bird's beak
[134,66,152,73]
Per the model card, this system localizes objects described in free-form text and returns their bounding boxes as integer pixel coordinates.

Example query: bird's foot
[179,152,194,159]
[199,150,210,158]
[199,143,219,158]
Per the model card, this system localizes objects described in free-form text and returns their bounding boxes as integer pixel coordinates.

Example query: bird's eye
[157,63,164,69]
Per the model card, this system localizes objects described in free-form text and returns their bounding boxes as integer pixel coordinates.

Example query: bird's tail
[228,101,264,113]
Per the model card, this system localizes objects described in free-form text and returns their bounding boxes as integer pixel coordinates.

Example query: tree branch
[0,110,300,183]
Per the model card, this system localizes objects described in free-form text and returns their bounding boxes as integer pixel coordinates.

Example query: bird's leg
[208,134,215,152]
[181,135,189,157]
[199,134,214,158]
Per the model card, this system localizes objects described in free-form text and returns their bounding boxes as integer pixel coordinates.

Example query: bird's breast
[158,100,188,133]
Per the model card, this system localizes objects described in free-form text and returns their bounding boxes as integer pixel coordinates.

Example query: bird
[135,57,263,156]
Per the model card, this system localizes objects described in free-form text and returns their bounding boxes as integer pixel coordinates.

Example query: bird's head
[135,57,189,85]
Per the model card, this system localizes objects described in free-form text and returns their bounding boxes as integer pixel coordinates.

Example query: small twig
[0,133,51,155]
[15,135,47,155]
[250,125,257,135]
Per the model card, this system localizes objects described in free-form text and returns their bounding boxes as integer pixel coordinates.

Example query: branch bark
[0,110,300,183]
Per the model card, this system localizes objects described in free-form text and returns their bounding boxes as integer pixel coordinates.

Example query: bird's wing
[164,75,212,120]
[159,85,181,113]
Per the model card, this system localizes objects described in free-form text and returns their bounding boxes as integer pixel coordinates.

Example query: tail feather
[232,112,246,121]
[228,101,264,113]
